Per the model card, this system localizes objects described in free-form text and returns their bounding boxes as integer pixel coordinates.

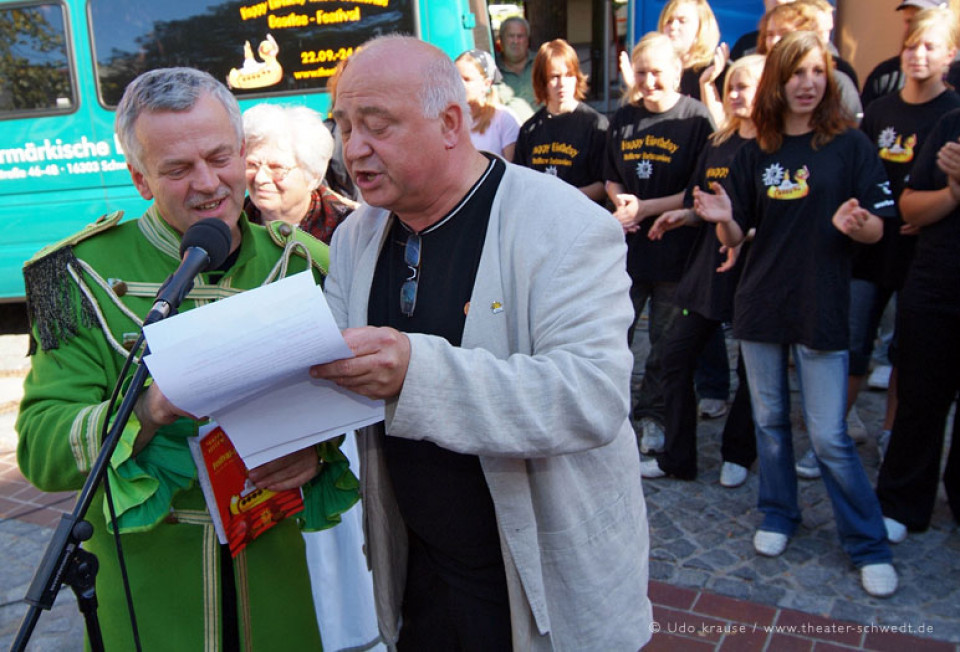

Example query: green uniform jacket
[16,206,356,651]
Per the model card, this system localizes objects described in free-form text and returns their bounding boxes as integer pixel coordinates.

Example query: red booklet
[189,424,304,557]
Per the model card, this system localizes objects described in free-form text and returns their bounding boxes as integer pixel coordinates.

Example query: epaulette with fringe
[266,220,329,277]
[23,211,123,353]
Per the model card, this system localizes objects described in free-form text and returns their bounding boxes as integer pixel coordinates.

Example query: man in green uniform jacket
[16,67,356,650]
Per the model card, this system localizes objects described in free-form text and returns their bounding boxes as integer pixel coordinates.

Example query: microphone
[143,218,233,325]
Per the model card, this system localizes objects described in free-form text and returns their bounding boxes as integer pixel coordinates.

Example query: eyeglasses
[245,158,295,181]
[400,232,421,317]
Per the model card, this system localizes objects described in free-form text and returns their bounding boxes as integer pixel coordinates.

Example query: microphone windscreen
[180,218,232,270]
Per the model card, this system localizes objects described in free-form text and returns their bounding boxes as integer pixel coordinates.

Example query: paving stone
[776,591,835,617]
[793,566,838,593]
[830,600,881,627]
[652,538,697,561]
[744,583,787,606]
[675,568,713,588]
[708,577,753,601]
[650,559,677,581]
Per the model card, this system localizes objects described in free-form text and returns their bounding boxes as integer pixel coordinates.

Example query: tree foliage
[0,6,72,112]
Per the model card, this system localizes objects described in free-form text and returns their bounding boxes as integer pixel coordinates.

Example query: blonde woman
[642,54,766,487]
[658,0,722,100]
[865,7,960,545]
[604,32,714,453]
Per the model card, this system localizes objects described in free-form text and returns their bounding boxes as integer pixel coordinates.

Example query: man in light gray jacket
[311,35,652,650]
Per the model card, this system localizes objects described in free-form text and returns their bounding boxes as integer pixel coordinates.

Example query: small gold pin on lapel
[490,301,503,314]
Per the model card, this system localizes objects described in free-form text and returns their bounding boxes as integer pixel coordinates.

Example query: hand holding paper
[143,271,384,467]
[309,326,412,400]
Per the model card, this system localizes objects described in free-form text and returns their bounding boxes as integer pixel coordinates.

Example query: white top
[469,106,520,156]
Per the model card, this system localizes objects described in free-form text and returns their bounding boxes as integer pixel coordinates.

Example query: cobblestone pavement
[632,327,960,646]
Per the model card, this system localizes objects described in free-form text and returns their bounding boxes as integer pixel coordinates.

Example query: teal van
[0,0,487,299]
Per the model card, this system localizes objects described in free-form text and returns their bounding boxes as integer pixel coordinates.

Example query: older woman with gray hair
[242,103,357,244]
[243,104,381,650]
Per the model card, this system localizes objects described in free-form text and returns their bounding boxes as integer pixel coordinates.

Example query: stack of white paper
[143,271,384,468]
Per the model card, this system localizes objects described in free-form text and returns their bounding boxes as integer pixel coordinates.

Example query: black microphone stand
[12,339,152,651]
[12,218,230,651]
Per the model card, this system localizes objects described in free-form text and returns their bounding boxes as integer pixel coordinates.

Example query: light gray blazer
[324,163,653,651]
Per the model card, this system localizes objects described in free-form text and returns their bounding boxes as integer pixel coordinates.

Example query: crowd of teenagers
[477,0,960,600]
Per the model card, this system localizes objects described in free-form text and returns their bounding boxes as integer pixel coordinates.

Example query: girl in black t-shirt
[877,13,960,542]
[639,54,766,487]
[513,39,608,202]
[848,7,960,460]
[604,31,713,454]
[658,0,721,101]
[695,31,897,598]
[799,7,960,479]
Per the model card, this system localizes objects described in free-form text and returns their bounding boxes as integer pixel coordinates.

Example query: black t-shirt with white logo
[605,96,714,282]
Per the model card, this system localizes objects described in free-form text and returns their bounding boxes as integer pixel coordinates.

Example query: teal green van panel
[418,0,476,58]
[0,186,148,298]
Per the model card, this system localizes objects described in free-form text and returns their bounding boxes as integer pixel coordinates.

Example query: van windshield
[89,0,416,107]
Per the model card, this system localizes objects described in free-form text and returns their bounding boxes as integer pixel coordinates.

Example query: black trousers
[876,308,960,530]
[397,530,512,652]
[658,309,756,478]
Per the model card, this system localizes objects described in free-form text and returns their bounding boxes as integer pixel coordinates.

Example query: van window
[0,2,75,116]
[89,0,417,107]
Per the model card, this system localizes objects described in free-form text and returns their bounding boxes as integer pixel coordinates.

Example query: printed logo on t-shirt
[635,160,654,179]
[545,165,558,176]
[874,180,895,210]
[706,165,729,180]
[620,134,679,180]
[877,127,916,164]
[763,163,809,200]
[530,142,580,169]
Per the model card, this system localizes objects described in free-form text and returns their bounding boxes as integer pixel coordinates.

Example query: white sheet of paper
[142,271,383,466]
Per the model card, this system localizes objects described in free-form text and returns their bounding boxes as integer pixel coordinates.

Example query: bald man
[313,36,653,650]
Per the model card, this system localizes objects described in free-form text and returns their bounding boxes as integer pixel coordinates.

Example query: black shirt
[514,102,608,192]
[855,89,960,288]
[605,96,714,282]
[861,55,903,111]
[368,156,508,596]
[729,130,895,349]
[902,107,960,315]
[674,134,750,322]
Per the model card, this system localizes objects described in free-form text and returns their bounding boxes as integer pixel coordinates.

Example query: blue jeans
[740,341,891,567]
[848,279,895,376]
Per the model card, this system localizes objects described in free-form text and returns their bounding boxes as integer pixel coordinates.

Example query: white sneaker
[884,517,907,544]
[639,419,665,454]
[861,563,898,598]
[640,458,666,479]
[698,398,728,419]
[868,365,892,390]
[719,462,748,488]
[847,407,869,444]
[753,530,789,557]
[795,449,821,479]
